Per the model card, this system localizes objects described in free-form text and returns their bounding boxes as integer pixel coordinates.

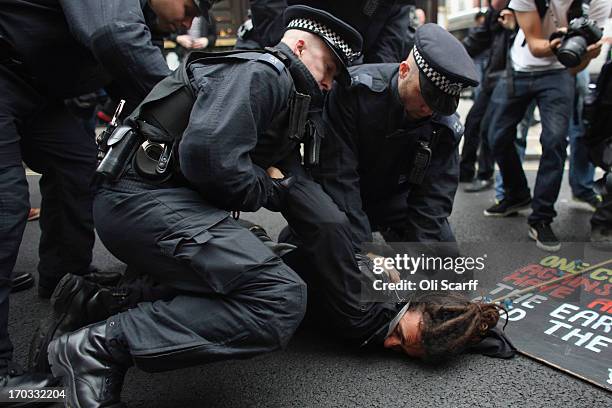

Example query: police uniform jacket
[180,46,304,212]
[315,64,463,245]
[0,0,169,104]
[121,43,320,215]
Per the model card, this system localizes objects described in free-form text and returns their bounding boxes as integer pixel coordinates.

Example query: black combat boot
[29,272,123,373]
[47,320,131,408]
[0,362,59,407]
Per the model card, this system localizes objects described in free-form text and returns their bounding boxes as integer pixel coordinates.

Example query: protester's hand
[498,9,516,31]
[367,253,401,283]
[192,37,210,49]
[176,35,193,49]
[267,166,285,179]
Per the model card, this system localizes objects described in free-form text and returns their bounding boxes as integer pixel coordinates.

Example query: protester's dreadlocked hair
[410,291,503,362]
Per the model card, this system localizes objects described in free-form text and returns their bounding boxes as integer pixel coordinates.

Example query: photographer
[484,0,611,252]
[459,1,518,191]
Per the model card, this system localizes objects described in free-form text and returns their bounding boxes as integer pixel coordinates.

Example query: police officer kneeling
[44,6,362,408]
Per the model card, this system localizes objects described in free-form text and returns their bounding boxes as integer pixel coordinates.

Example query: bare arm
[515,10,558,58]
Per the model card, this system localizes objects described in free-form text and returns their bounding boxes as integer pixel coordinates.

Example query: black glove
[237,220,297,257]
[265,175,296,212]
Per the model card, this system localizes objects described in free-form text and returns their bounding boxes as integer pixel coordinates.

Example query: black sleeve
[364,4,411,63]
[462,8,496,58]
[59,0,170,108]
[314,84,373,245]
[401,124,461,242]
[179,62,293,212]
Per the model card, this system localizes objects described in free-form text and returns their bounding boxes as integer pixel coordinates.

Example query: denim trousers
[489,69,575,224]
[494,101,533,201]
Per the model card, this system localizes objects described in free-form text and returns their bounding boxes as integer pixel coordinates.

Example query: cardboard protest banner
[359,241,611,390]
[479,252,612,391]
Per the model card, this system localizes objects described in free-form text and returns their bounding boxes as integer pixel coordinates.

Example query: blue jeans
[490,69,575,224]
[494,101,533,200]
[568,69,595,200]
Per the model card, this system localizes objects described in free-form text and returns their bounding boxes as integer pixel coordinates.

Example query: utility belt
[96,47,317,184]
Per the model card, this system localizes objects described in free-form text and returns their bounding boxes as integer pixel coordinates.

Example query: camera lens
[557,36,587,68]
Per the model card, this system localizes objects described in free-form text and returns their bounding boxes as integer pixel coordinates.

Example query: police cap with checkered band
[413,23,479,116]
[283,5,363,86]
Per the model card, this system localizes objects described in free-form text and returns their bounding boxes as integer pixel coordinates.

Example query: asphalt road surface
[11,170,612,407]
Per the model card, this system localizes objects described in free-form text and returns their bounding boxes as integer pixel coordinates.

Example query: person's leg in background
[485,72,533,216]
[0,65,57,402]
[459,90,488,183]
[461,87,495,191]
[494,100,533,202]
[591,190,612,247]
[568,69,599,209]
[21,101,98,298]
[527,70,574,251]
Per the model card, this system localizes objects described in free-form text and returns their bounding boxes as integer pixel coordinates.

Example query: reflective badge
[257,53,286,74]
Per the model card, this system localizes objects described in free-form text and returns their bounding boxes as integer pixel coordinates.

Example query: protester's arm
[59,0,170,108]
[314,85,373,244]
[179,63,293,212]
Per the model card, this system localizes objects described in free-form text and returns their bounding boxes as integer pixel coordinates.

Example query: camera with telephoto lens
[554,16,602,68]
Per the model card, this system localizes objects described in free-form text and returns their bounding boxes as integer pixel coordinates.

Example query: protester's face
[149,0,199,32]
[383,310,425,357]
[398,59,433,120]
[295,37,338,91]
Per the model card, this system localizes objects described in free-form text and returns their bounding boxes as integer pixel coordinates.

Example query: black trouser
[0,66,96,372]
[459,85,495,181]
[93,182,306,372]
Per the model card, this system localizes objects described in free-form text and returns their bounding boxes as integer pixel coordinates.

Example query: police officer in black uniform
[0,0,213,400]
[237,0,413,63]
[278,24,484,349]
[46,6,362,408]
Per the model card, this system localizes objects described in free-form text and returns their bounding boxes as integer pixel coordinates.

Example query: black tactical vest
[126,45,322,183]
